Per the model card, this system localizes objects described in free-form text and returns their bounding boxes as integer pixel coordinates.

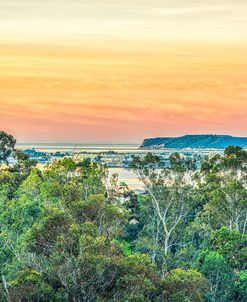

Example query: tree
[200,252,236,302]
[224,146,247,162]
[1,131,247,301]
[0,131,16,164]
[161,268,208,302]
[76,157,91,168]
[8,269,58,302]
[169,152,196,172]
[111,253,159,302]
[210,227,247,273]
[131,154,198,273]
[206,178,247,233]
[235,270,247,302]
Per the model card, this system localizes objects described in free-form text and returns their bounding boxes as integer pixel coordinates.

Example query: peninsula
[140,135,247,149]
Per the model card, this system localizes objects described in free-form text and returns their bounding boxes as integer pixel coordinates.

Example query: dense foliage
[0,131,246,301]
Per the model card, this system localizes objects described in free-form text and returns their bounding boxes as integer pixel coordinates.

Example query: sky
[1,0,247,143]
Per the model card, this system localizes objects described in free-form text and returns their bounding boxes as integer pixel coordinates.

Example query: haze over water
[17,143,140,153]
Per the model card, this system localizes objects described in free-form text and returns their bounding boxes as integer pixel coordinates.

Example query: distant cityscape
[12,144,225,168]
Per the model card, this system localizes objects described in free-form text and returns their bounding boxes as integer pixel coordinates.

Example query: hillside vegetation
[0,131,246,302]
[140,134,247,149]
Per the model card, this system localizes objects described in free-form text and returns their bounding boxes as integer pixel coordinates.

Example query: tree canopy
[0,135,246,301]
[0,131,16,164]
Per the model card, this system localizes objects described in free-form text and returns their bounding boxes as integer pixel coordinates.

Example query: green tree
[206,179,247,233]
[235,270,247,302]
[1,132,247,301]
[8,269,58,302]
[161,268,208,302]
[210,227,247,272]
[200,252,236,302]
[169,152,196,172]
[131,154,198,273]
[0,131,16,164]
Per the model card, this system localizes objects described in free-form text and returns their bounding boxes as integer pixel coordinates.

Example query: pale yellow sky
[1,1,247,43]
[1,1,247,142]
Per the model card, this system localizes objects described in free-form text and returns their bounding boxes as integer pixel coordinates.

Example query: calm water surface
[17,143,140,153]
[108,168,143,190]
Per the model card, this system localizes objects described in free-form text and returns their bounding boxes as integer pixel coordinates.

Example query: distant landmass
[140,135,247,149]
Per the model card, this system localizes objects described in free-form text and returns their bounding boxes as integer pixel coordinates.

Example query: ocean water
[108,167,143,190]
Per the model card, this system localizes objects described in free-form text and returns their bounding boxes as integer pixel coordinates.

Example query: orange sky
[1,1,247,143]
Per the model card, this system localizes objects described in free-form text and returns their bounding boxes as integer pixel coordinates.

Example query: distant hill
[140,135,247,149]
